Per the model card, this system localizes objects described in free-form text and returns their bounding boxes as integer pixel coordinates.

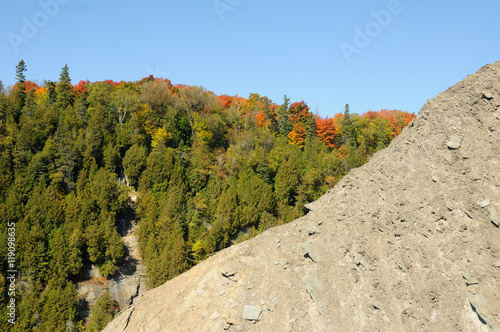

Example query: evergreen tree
[87,290,118,332]
[39,282,78,332]
[44,80,57,105]
[341,103,356,147]
[13,60,28,117]
[123,143,147,187]
[15,60,27,84]
[55,64,74,110]
[277,95,292,136]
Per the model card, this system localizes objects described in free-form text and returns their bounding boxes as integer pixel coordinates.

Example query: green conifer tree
[55,64,74,110]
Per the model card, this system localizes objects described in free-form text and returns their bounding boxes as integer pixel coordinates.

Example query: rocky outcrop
[103,61,500,332]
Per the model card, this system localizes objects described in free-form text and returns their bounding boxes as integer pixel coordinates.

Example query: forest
[0,60,415,331]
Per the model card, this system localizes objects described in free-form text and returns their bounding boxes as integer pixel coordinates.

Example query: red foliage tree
[288,101,311,125]
[73,80,89,98]
[315,117,339,149]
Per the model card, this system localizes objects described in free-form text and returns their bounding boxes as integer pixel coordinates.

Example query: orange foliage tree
[315,117,340,149]
[287,123,306,148]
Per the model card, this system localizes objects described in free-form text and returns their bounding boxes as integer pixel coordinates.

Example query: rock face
[76,198,146,321]
[103,61,500,332]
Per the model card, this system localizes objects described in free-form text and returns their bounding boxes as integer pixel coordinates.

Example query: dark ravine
[104,61,500,332]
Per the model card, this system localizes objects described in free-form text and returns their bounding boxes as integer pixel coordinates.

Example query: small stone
[462,268,479,285]
[447,136,462,150]
[478,199,491,208]
[460,149,469,159]
[491,209,500,227]
[493,262,500,268]
[468,284,479,295]
[301,241,317,262]
[306,225,320,235]
[318,220,324,226]
[242,305,262,321]
[432,176,439,183]
[210,311,220,320]
[481,90,494,100]
[443,197,453,211]
[304,202,315,211]
[220,266,236,277]
[470,173,480,181]
[219,264,238,281]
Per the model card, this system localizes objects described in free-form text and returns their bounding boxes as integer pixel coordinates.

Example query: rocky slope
[103,61,500,332]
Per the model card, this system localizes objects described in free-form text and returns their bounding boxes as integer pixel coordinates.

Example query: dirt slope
[103,61,500,332]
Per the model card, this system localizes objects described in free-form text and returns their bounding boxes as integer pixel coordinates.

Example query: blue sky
[1,1,499,117]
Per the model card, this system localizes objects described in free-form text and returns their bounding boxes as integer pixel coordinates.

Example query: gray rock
[220,264,238,281]
[301,241,317,262]
[107,276,143,307]
[478,198,491,208]
[443,197,454,211]
[467,292,499,331]
[354,254,369,270]
[470,173,481,181]
[306,225,320,235]
[304,202,316,211]
[242,305,261,321]
[303,273,324,315]
[77,283,104,304]
[460,149,469,159]
[447,136,462,149]
[491,208,500,227]
[461,268,479,285]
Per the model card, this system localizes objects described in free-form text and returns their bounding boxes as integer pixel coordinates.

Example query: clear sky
[1,1,499,117]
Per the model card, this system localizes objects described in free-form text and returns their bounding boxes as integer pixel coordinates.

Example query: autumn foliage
[0,60,416,331]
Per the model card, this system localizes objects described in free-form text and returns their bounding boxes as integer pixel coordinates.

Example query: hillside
[103,61,500,332]
[0,62,415,330]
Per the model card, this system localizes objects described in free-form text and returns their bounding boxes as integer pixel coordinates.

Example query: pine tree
[87,290,118,332]
[13,60,28,117]
[277,95,292,136]
[15,60,27,84]
[55,64,74,110]
[44,80,57,105]
[341,103,356,147]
